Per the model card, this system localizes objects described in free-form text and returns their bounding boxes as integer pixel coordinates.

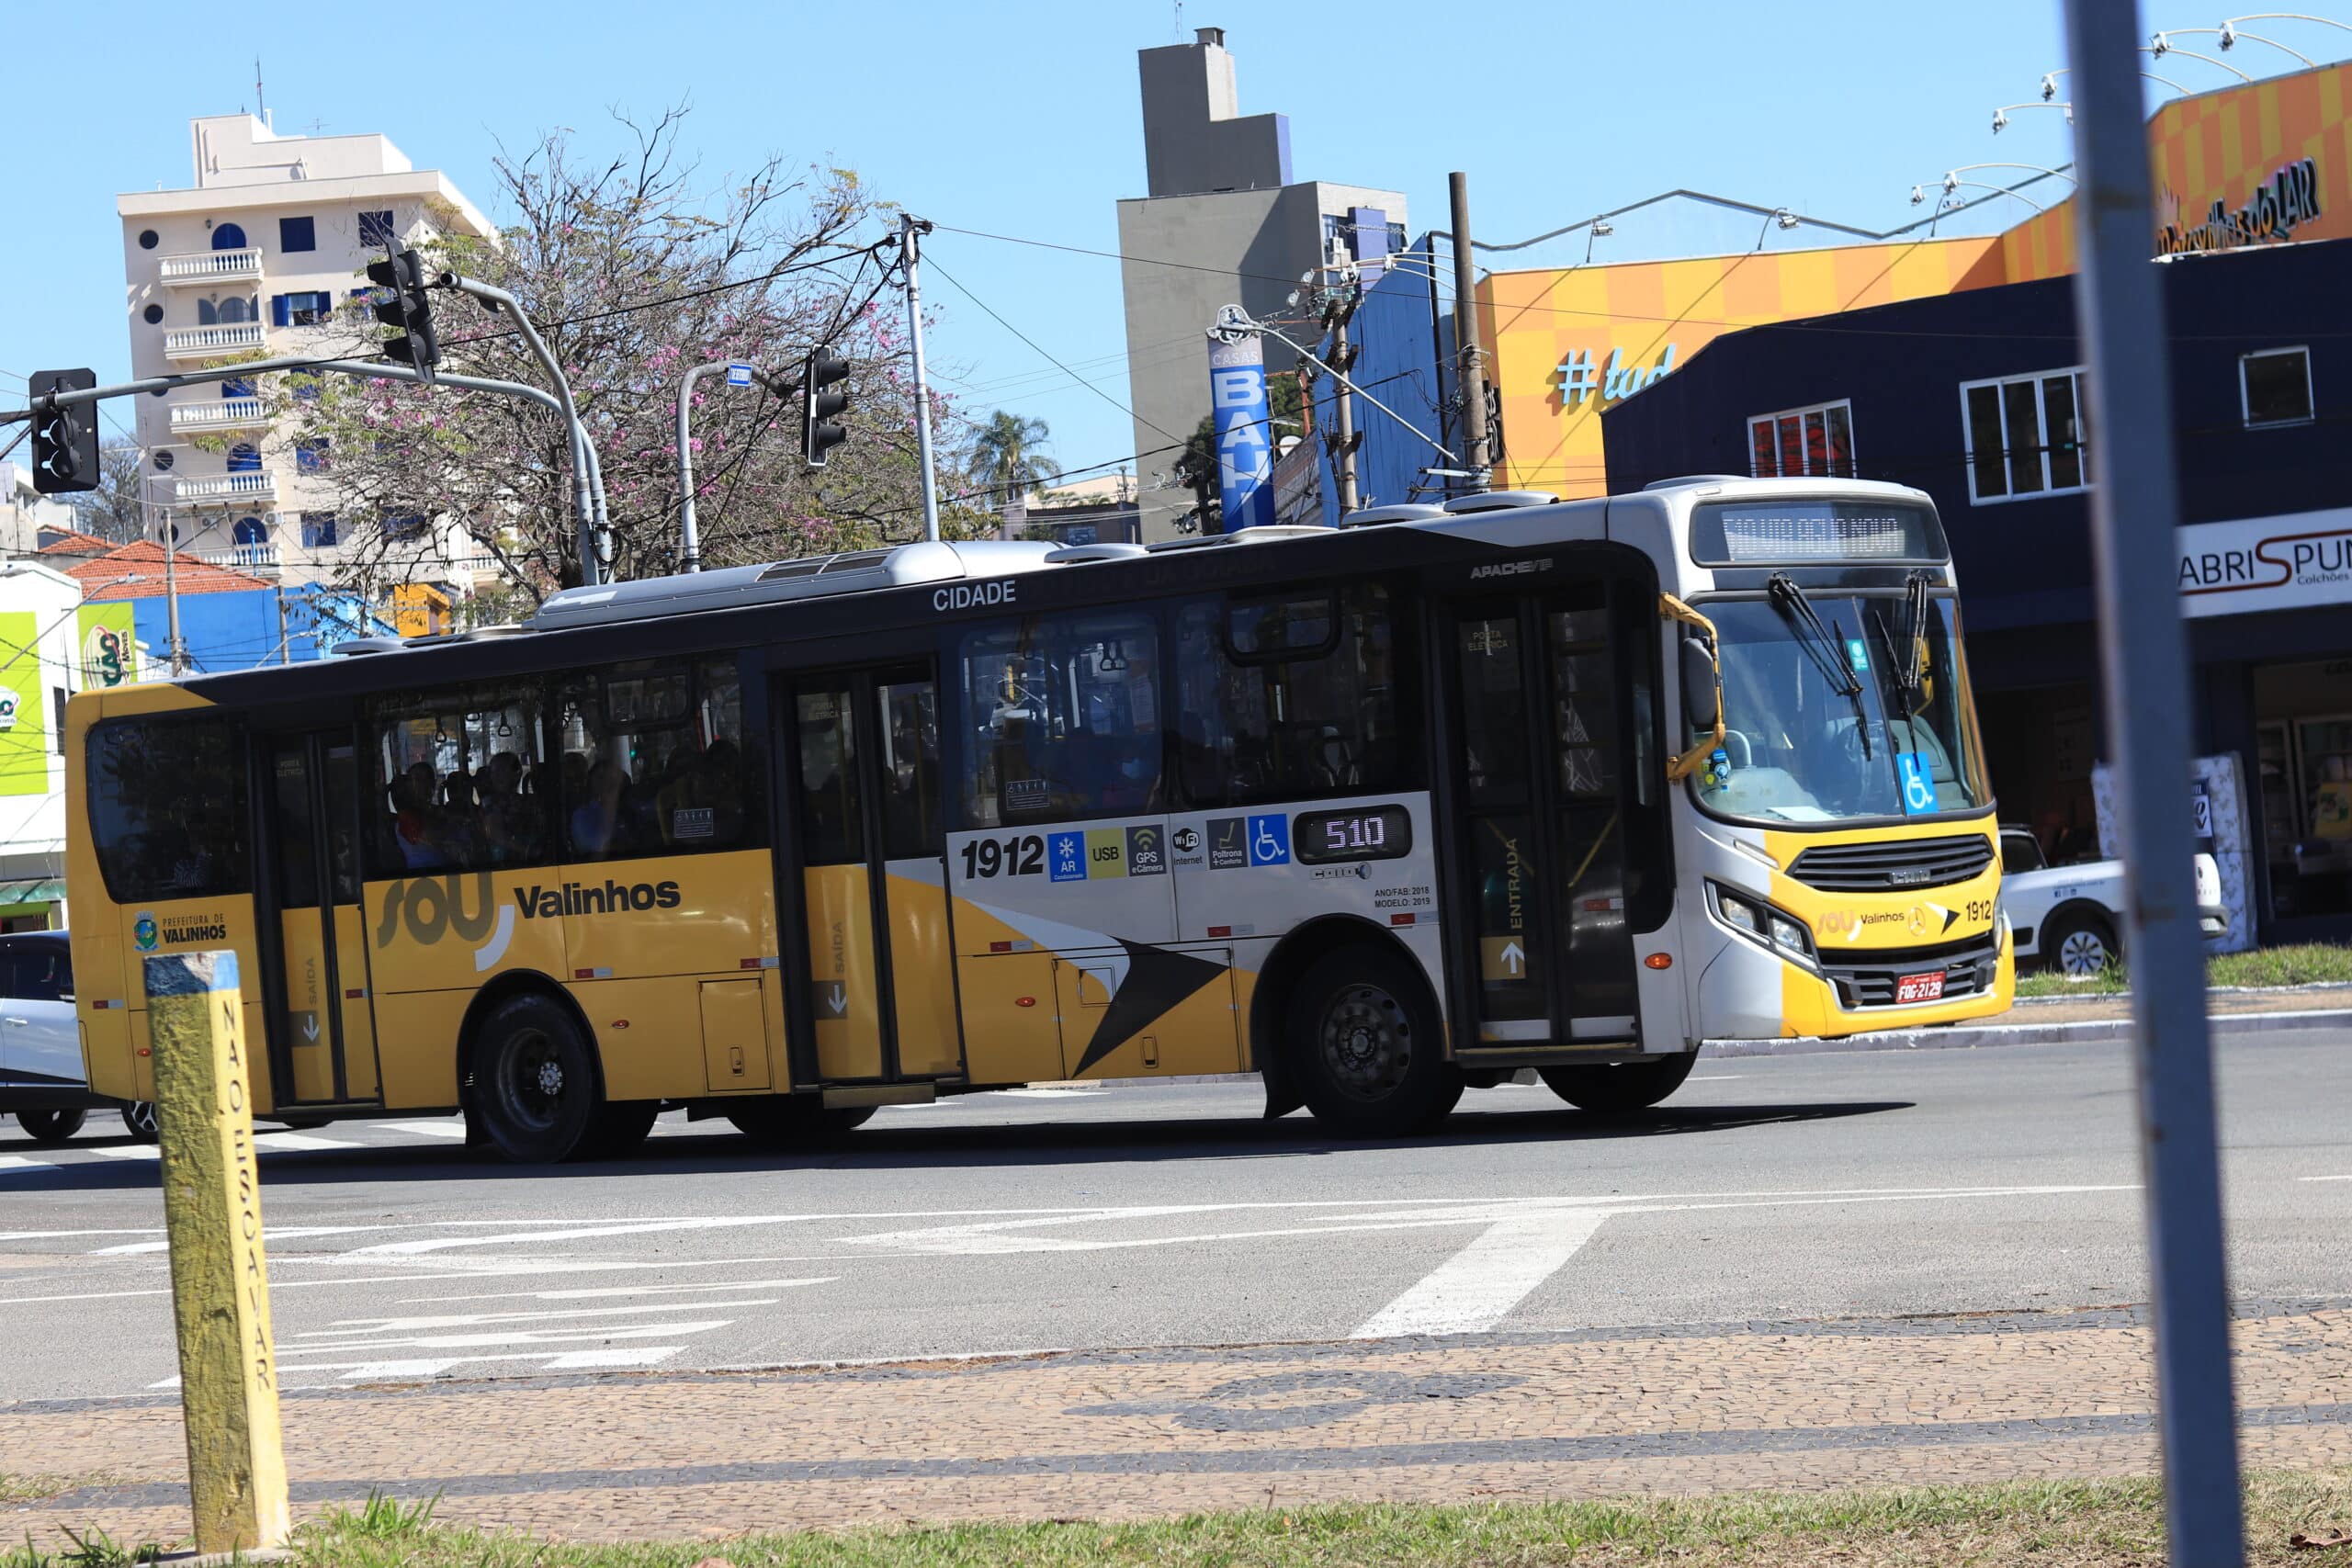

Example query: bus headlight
[1711,884,1816,965]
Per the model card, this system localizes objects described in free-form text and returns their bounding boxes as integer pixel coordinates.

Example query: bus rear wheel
[472,994,603,1164]
[16,1109,86,1144]
[1287,944,1460,1137]
[120,1101,159,1143]
[1540,1051,1699,1114]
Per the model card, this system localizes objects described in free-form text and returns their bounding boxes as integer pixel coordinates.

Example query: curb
[1701,1007,2352,1057]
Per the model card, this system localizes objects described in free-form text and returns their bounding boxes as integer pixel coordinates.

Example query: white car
[2000,827,2228,976]
[0,931,156,1144]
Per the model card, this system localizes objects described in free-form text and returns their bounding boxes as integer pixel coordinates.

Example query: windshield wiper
[1767,573,1873,761]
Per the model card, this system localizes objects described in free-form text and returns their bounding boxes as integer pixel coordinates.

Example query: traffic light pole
[435,273,605,586]
[2062,0,2246,1562]
[675,361,801,575]
[899,214,943,543]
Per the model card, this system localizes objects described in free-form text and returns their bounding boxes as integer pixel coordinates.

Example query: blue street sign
[725,363,753,389]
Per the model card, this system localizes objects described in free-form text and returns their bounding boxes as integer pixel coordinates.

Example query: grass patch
[2013,942,2352,998]
[13,1469,2332,1568]
[0,1480,80,1506]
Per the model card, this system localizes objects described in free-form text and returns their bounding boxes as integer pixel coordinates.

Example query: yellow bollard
[147,949,290,1554]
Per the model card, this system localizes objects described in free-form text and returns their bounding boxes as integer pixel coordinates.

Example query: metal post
[2061,1,2245,1562]
[1327,282,1363,515]
[901,213,944,543]
[437,273,601,585]
[1447,173,1492,491]
[674,361,723,573]
[274,586,289,665]
[163,527,187,676]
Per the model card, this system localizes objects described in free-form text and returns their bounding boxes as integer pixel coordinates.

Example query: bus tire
[1287,944,1460,1137]
[16,1109,86,1144]
[580,1100,660,1160]
[1540,1051,1699,1114]
[472,993,604,1164]
[121,1101,159,1143]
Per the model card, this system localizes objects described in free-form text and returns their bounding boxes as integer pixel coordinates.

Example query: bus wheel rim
[1319,983,1410,1101]
[501,1029,564,1134]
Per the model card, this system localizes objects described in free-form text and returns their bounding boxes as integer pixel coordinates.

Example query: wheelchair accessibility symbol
[1248,813,1290,866]
[1896,752,1939,816]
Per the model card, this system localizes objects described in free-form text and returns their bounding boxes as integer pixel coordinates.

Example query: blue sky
[4,0,2229,483]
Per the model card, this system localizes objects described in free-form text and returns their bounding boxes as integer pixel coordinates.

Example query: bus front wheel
[472,993,604,1163]
[1540,1052,1699,1114]
[1287,944,1460,1137]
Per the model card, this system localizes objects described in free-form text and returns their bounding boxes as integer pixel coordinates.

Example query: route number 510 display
[1293,806,1414,865]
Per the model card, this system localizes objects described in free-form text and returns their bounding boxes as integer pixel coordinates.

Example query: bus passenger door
[1443,581,1642,1050]
[785,665,964,1084]
[264,734,381,1106]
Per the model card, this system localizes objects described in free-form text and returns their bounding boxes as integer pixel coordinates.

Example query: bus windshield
[1692,591,1987,824]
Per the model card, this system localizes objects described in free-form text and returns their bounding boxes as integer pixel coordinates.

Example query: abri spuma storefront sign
[2176,507,2352,618]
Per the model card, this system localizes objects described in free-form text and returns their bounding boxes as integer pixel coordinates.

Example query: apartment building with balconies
[117,114,497,591]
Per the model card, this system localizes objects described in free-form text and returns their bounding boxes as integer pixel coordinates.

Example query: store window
[2254,659,2352,921]
[2241,346,2313,428]
[1746,400,1856,479]
[1961,367,2090,503]
[958,612,1160,827]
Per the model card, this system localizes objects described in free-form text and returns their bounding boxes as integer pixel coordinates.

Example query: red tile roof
[35,529,119,558]
[68,540,274,600]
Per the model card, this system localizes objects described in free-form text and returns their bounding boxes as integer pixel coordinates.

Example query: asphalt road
[3,1031,2347,1405]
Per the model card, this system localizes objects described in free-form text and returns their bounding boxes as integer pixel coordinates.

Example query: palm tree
[970,411,1054,511]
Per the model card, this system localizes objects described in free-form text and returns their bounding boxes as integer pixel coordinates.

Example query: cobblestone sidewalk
[8,1301,2349,1549]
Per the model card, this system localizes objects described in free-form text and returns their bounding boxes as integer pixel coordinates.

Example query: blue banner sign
[1206,336,1275,535]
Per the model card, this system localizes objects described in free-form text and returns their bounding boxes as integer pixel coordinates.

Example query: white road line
[303,1297,795,1334]
[410,1276,839,1304]
[86,1145,162,1161]
[1353,1207,1612,1338]
[92,1224,406,1257]
[0,1155,59,1177]
[2300,1174,2352,1182]
[255,1131,362,1151]
[288,1319,732,1355]
[380,1121,469,1139]
[1688,1075,1745,1081]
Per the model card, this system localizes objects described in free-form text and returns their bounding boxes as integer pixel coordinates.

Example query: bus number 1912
[961,834,1046,878]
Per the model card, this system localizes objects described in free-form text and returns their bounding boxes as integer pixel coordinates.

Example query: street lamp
[1993,101,2075,131]
[2043,61,2192,96]
[2147,31,2258,77]
[2216,14,2346,62]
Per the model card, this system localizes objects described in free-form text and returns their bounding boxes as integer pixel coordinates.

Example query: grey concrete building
[1116,28,1405,538]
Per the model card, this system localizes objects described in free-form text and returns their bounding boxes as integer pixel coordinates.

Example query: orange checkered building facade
[1482,61,2352,497]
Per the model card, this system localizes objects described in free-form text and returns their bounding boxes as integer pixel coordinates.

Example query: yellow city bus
[64,478,2011,1161]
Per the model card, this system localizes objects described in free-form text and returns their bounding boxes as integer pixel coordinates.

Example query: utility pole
[162,524,187,676]
[899,213,943,543]
[1448,172,1493,492]
[1321,270,1363,514]
[2062,1,2245,1562]
[273,586,290,665]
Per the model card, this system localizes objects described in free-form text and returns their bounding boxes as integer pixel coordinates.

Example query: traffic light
[28,369,99,495]
[364,247,441,376]
[801,349,851,468]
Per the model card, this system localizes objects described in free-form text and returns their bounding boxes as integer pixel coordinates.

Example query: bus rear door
[783,663,964,1085]
[262,732,382,1107]
[1440,577,1644,1053]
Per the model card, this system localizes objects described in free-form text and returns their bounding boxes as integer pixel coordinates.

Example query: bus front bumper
[1696,923,2015,1041]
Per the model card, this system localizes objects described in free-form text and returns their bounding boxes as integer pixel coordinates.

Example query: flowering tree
[281,107,996,603]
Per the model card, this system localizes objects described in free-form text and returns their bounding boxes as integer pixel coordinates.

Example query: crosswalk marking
[0,1155,58,1177]
[87,1145,162,1161]
[256,1131,361,1151]
[380,1121,469,1139]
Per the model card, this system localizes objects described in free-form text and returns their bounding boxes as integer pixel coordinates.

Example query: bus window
[957,612,1160,828]
[373,686,547,874]
[87,716,251,902]
[796,685,863,864]
[1175,582,1406,808]
[558,659,753,861]
[877,678,943,858]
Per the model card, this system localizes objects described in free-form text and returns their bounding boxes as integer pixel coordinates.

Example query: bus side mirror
[1680,637,1719,731]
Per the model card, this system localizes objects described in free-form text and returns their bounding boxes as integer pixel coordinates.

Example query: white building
[0,463,82,558]
[0,561,117,931]
[117,114,497,592]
